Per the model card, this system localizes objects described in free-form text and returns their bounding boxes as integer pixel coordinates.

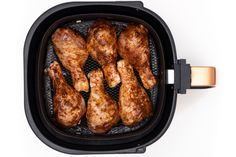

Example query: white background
[0,0,235,156]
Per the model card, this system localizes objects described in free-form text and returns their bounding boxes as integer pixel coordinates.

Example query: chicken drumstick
[87,69,120,134]
[52,28,89,92]
[46,61,86,127]
[118,24,157,89]
[87,19,120,88]
[117,60,152,126]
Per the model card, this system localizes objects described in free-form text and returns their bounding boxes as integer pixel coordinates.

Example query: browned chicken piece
[46,61,86,128]
[118,24,157,89]
[86,69,120,134]
[52,27,89,92]
[87,19,121,88]
[117,60,152,126]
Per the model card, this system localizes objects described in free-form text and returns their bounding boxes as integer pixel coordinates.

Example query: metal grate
[43,20,159,135]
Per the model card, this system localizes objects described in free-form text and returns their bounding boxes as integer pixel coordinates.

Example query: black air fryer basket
[24,1,216,154]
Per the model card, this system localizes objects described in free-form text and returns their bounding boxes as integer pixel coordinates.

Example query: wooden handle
[191,66,216,88]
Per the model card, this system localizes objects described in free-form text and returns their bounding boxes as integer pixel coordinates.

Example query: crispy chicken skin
[86,69,120,134]
[87,19,121,88]
[118,24,157,89]
[52,27,89,92]
[117,60,152,126]
[46,61,86,128]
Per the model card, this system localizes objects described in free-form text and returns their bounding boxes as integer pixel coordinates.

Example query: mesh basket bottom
[43,20,159,135]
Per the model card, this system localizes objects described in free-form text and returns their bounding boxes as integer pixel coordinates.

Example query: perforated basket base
[43,19,159,136]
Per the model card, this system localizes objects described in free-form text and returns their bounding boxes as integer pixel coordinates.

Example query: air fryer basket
[25,1,215,154]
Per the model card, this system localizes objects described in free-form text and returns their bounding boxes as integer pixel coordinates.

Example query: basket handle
[190,66,216,88]
[173,59,216,94]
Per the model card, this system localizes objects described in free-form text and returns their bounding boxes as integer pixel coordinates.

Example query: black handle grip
[174,59,191,94]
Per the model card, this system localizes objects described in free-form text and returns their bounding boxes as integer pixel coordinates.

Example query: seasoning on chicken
[117,60,152,126]
[87,19,120,88]
[118,24,157,89]
[52,27,89,92]
[46,61,86,127]
[86,69,120,134]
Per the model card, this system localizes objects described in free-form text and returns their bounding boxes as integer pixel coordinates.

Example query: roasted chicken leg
[46,61,86,128]
[87,19,121,88]
[117,60,152,126]
[87,69,120,134]
[52,27,89,92]
[118,24,157,89]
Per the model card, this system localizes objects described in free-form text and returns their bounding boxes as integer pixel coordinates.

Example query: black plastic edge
[174,59,191,94]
